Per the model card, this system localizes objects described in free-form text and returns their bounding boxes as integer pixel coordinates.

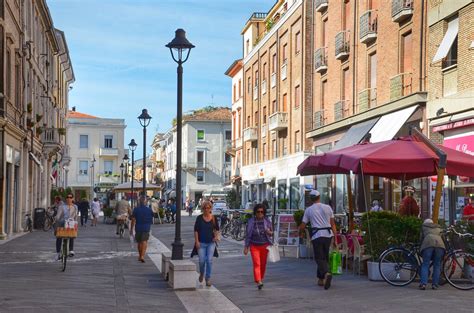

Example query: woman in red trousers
[244,203,273,289]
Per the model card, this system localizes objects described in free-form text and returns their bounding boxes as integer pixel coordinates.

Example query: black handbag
[190,243,219,258]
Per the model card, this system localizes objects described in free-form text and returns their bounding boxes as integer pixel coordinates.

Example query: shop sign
[275,214,299,246]
[5,145,13,163]
[443,133,474,156]
[432,118,474,132]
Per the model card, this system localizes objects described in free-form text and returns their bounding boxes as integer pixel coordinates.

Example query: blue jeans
[198,242,215,279]
[420,247,445,286]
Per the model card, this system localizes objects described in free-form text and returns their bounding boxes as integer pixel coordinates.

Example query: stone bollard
[161,251,172,281]
[168,259,196,290]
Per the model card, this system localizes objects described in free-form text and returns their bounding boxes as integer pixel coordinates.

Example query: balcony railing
[334,101,349,121]
[281,62,287,80]
[41,128,61,146]
[313,110,325,129]
[315,0,328,13]
[243,127,258,142]
[99,148,119,156]
[360,11,378,44]
[232,138,242,150]
[314,47,328,73]
[390,73,412,101]
[261,124,267,138]
[253,85,258,100]
[392,0,413,23]
[271,72,277,88]
[358,88,377,113]
[268,112,288,131]
[261,80,267,95]
[335,31,350,60]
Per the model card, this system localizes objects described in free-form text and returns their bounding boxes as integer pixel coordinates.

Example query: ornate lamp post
[166,28,195,260]
[138,109,152,198]
[122,154,129,182]
[90,155,96,201]
[120,163,124,184]
[128,139,137,208]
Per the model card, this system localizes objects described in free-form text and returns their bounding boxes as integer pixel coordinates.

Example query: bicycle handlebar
[444,225,474,238]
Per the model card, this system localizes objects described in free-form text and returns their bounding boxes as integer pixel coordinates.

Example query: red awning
[297,136,474,179]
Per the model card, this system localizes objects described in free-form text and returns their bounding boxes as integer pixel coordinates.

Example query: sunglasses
[66,196,73,199]
[256,210,264,213]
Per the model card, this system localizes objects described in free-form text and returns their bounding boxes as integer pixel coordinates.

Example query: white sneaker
[69,250,75,257]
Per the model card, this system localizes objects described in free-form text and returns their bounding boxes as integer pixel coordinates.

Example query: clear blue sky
[47,0,274,158]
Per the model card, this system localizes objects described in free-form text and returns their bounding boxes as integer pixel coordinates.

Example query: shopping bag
[267,244,280,263]
[329,251,342,275]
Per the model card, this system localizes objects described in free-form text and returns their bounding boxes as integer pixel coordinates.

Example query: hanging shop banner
[275,214,299,246]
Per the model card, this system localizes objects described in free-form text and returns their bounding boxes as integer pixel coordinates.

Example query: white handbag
[267,244,280,263]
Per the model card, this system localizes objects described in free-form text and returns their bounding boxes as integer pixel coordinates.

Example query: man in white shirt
[298,190,337,290]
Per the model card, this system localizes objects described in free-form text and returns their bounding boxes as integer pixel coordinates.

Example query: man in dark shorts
[130,196,154,263]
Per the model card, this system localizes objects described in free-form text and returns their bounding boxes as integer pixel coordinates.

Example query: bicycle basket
[55,227,77,238]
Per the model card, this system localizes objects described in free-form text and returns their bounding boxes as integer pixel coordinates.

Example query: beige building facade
[1,0,73,238]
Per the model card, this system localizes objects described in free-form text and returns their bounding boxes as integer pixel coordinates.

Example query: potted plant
[360,211,422,280]
[57,127,66,136]
[102,207,114,224]
[278,198,288,211]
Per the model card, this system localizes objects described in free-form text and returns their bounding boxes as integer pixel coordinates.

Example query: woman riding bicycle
[55,193,78,259]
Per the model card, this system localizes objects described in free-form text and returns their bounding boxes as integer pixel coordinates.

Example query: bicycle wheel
[61,239,68,272]
[221,222,231,238]
[119,224,125,239]
[443,251,474,290]
[379,248,418,286]
[43,217,52,231]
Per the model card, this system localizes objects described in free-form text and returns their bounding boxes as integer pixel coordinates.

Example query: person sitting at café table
[462,195,474,223]
[399,186,419,217]
[370,200,383,212]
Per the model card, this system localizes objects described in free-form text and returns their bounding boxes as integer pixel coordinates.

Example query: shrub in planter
[293,209,304,226]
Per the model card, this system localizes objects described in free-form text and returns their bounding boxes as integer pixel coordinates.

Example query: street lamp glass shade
[123,154,129,162]
[138,109,152,128]
[119,163,124,169]
[166,29,195,63]
[128,139,138,151]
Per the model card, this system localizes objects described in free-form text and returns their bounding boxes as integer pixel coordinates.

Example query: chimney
[72,106,76,111]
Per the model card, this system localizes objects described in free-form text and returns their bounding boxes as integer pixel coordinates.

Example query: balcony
[232,138,242,150]
[271,73,277,88]
[268,112,288,131]
[99,147,119,156]
[335,31,350,60]
[253,85,258,100]
[313,110,325,129]
[314,47,328,73]
[261,80,267,95]
[41,128,62,154]
[392,0,413,23]
[360,11,378,44]
[243,127,258,142]
[334,101,350,121]
[281,62,287,80]
[261,124,267,138]
[315,0,328,13]
[358,88,377,113]
[61,145,71,166]
[390,73,412,101]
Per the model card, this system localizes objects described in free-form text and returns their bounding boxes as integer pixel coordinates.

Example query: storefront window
[335,174,348,214]
[289,178,300,210]
[316,175,332,207]
[369,176,384,209]
[278,179,287,211]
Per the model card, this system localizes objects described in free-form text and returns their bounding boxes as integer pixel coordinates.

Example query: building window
[225,153,231,163]
[343,0,351,30]
[433,16,458,69]
[282,93,288,112]
[272,53,277,73]
[253,145,258,163]
[343,68,350,109]
[247,148,251,164]
[443,36,458,69]
[197,150,205,168]
[79,161,88,175]
[263,142,267,161]
[401,31,412,73]
[294,85,300,108]
[295,131,301,152]
[295,31,301,54]
[80,135,89,149]
[255,70,259,86]
[6,50,11,98]
[272,139,277,159]
[104,160,113,175]
[247,76,251,93]
[246,39,250,55]
[322,18,328,47]
[233,84,236,102]
[321,79,328,110]
[263,63,267,81]
[272,100,277,113]
[289,178,300,209]
[254,111,259,126]
[104,135,113,148]
[196,170,205,183]
[263,106,267,124]
[197,130,205,141]
[282,43,287,62]
[247,116,251,128]
[225,130,232,140]
[238,79,242,98]
[238,109,242,135]
[369,52,377,88]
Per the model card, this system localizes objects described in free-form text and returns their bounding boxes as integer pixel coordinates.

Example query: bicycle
[43,207,56,231]
[378,225,473,290]
[23,213,33,232]
[56,221,78,272]
[117,215,128,239]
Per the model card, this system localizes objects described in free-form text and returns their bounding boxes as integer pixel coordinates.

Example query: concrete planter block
[168,259,197,290]
[161,252,172,280]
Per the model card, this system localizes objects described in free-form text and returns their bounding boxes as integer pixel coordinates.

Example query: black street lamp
[128,139,137,208]
[90,155,96,201]
[120,163,124,184]
[122,154,129,182]
[166,28,195,260]
[138,109,152,198]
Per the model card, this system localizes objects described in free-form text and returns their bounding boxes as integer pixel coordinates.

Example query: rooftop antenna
[210,94,214,106]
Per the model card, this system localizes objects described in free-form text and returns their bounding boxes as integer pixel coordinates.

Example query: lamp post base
[171,241,184,260]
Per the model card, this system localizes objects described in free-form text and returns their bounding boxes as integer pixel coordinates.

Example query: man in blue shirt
[130,196,154,263]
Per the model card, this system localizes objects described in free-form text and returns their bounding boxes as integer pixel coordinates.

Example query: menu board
[276,214,299,246]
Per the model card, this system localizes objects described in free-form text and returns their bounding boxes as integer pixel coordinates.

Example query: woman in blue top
[194,200,219,287]
[244,203,273,289]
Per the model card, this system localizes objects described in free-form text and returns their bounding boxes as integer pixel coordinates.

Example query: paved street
[0,212,471,313]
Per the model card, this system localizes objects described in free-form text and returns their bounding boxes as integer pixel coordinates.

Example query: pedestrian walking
[78,198,90,227]
[54,193,78,259]
[90,198,101,226]
[168,198,177,223]
[194,200,219,287]
[419,218,446,290]
[298,190,338,290]
[244,203,273,290]
[188,200,194,216]
[130,196,154,263]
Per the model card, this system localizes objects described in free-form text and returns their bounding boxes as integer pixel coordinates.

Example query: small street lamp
[120,163,124,184]
[166,28,195,260]
[128,139,137,208]
[122,154,129,182]
[138,109,152,198]
[90,155,96,201]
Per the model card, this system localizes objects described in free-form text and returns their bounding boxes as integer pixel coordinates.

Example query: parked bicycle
[378,225,473,290]
[43,207,56,231]
[221,210,249,241]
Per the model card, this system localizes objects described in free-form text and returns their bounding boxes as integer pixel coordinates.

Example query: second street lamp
[138,109,152,198]
[122,154,129,182]
[128,139,137,208]
[166,28,195,260]
[120,163,124,183]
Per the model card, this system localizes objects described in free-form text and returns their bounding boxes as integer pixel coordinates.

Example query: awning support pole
[347,174,354,232]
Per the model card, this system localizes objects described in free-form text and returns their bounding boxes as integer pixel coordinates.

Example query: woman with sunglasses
[54,193,78,259]
[244,203,273,290]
